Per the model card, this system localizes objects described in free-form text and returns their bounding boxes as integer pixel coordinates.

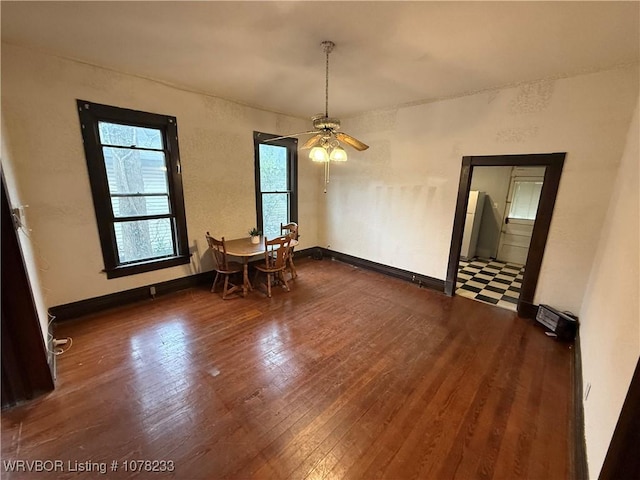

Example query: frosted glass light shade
[329,146,348,162]
[309,146,329,162]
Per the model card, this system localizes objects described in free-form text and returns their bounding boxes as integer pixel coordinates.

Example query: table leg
[242,259,253,297]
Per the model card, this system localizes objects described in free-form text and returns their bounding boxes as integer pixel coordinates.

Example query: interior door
[497,175,544,265]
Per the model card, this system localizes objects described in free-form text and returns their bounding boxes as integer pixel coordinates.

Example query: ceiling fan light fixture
[310,146,329,162]
[329,145,348,162]
[265,40,368,192]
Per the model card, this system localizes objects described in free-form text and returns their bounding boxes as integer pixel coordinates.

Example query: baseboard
[49,247,443,322]
[526,301,587,478]
[572,331,589,480]
[519,298,587,480]
[291,247,319,259]
[321,248,445,293]
[517,300,538,319]
[49,248,318,322]
[50,272,211,322]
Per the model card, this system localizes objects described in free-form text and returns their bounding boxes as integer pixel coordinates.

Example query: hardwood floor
[0,258,574,479]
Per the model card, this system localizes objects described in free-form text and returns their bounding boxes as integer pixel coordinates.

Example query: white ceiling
[2,1,639,119]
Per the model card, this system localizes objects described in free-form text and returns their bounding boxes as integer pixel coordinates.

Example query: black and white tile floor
[456,258,524,311]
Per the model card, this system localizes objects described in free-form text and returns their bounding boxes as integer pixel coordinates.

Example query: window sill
[104,254,191,279]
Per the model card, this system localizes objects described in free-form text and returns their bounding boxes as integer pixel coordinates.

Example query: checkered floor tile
[455,258,524,312]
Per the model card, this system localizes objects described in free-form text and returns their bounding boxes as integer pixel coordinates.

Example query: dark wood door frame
[2,175,55,408]
[445,153,566,318]
[599,357,640,479]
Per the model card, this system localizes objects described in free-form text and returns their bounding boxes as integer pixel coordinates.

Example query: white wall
[1,115,52,341]
[579,100,639,479]
[1,43,320,313]
[325,66,638,313]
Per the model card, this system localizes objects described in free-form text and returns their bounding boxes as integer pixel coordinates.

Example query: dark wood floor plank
[233,310,412,479]
[1,259,573,479]
[336,327,472,478]
[289,313,433,479]
[358,313,505,479]
[301,319,439,479]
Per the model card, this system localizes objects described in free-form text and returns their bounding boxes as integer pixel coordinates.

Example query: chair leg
[288,257,297,279]
[218,273,243,300]
[211,272,220,293]
[222,275,230,300]
[266,273,272,298]
[254,269,268,297]
[279,271,290,292]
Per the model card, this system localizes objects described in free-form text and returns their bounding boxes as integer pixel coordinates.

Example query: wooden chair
[205,232,243,300]
[253,235,292,298]
[280,222,298,279]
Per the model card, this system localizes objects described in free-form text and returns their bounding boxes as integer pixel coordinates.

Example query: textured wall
[1,43,320,310]
[579,101,639,479]
[1,115,51,340]
[325,66,638,313]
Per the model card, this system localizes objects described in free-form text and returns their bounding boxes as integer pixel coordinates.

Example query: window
[77,100,190,278]
[508,179,543,220]
[253,132,298,240]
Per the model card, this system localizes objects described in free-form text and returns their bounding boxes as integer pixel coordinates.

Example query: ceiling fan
[267,41,369,190]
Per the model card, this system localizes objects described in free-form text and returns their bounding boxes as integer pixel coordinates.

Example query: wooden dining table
[224,236,298,297]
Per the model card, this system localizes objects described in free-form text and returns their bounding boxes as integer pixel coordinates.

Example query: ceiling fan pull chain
[323,160,330,193]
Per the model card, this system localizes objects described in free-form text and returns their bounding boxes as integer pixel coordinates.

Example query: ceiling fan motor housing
[313,116,341,131]
[261,40,368,153]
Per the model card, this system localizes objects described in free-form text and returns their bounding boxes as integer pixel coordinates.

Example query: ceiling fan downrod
[321,41,335,118]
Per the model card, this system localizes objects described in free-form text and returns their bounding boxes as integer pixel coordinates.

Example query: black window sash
[77,100,190,278]
[253,131,298,235]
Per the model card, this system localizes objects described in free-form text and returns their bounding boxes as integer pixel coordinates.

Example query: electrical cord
[47,312,73,356]
[53,337,73,356]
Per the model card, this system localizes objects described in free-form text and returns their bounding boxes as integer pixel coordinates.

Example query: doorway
[497,167,545,265]
[455,166,545,311]
[446,153,565,319]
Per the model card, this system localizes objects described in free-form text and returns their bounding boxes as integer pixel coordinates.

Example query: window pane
[114,218,175,263]
[111,195,170,218]
[98,122,163,149]
[259,144,288,192]
[509,181,543,220]
[103,147,169,194]
[262,193,289,240]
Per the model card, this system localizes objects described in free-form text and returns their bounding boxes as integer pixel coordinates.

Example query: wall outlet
[150,286,156,296]
[584,382,591,401]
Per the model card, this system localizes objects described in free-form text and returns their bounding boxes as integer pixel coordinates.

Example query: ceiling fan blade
[336,132,369,151]
[301,133,323,149]
[263,131,317,143]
